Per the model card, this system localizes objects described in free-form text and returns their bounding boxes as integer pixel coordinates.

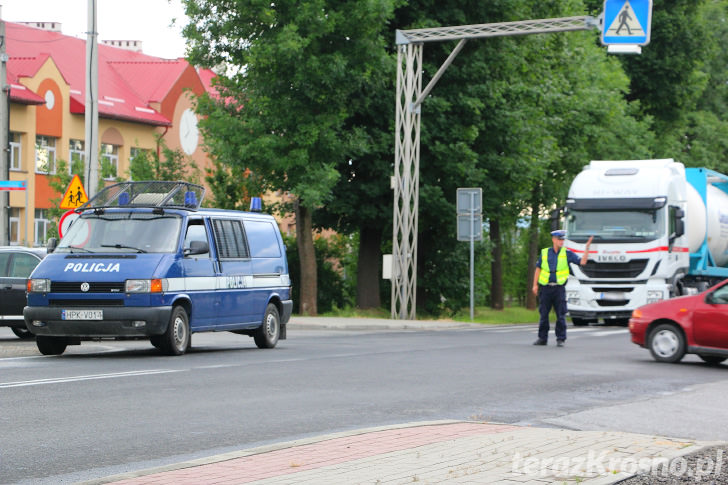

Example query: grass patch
[452,306,540,325]
[320,306,391,319]
[320,305,541,325]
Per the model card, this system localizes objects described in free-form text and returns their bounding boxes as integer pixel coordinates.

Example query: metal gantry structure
[392,16,599,320]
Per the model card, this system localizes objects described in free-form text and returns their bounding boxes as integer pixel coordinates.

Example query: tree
[183,0,397,315]
[128,137,201,185]
[389,0,654,313]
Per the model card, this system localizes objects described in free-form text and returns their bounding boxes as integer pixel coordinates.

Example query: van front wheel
[37,336,68,356]
[160,306,190,356]
[254,304,280,349]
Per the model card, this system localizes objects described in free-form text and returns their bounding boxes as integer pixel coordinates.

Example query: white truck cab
[564,159,689,325]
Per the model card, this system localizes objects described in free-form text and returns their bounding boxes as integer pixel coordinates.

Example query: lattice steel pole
[392,16,598,319]
[392,42,422,320]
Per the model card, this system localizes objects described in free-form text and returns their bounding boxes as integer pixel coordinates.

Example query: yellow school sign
[60,175,89,209]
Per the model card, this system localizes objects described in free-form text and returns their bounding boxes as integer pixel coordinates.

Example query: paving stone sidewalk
[86,421,721,485]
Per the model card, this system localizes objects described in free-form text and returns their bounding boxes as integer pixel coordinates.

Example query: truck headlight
[647,290,664,303]
[28,279,51,293]
[567,291,580,305]
[125,279,166,293]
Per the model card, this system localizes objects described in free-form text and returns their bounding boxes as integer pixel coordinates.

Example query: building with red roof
[4,20,218,245]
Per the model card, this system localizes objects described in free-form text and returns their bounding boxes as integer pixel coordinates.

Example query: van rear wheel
[37,336,68,356]
[254,304,280,349]
[160,306,190,356]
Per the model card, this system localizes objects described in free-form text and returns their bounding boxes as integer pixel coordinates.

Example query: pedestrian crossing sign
[601,0,652,46]
[60,174,89,209]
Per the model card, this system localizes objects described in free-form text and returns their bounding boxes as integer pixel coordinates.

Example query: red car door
[692,283,728,349]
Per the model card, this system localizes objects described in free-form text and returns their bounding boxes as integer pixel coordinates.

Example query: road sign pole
[470,192,475,321]
[0,16,8,246]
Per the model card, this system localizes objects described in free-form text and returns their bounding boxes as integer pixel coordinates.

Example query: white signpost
[457,188,482,320]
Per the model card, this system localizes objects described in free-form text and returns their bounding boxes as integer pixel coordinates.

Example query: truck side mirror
[549,207,563,232]
[674,219,685,238]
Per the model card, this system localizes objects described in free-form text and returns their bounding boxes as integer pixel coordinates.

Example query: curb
[79,420,464,484]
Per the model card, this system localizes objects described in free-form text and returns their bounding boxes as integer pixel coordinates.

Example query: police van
[24,181,292,356]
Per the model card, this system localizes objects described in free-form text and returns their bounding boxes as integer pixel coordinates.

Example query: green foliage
[184,0,397,210]
[395,0,653,314]
[179,0,728,318]
[283,233,356,314]
[128,138,201,186]
[452,305,540,324]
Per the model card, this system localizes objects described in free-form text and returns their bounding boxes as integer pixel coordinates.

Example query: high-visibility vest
[538,247,569,285]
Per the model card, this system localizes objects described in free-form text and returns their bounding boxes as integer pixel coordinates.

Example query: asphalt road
[1,323,727,484]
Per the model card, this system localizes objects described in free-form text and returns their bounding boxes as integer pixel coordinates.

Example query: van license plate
[62,310,103,320]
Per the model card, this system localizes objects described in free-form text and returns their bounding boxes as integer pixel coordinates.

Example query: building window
[69,139,85,174]
[35,135,57,174]
[10,133,21,171]
[9,208,20,245]
[34,209,50,246]
[101,143,119,180]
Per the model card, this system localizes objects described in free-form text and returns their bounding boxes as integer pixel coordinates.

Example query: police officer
[531,230,593,347]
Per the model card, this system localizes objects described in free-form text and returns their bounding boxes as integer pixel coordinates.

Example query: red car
[629,279,728,364]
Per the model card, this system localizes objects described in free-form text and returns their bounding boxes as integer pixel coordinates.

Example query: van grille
[580,259,648,279]
[51,282,125,293]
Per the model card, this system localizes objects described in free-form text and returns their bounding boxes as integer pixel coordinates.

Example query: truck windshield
[566,208,665,243]
[56,212,182,253]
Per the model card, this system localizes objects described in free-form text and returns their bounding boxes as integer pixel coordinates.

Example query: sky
[2,0,189,59]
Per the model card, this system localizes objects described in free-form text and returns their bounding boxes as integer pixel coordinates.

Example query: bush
[283,233,355,314]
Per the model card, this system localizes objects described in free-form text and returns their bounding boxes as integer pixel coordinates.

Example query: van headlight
[647,290,664,303]
[28,279,51,293]
[125,279,167,293]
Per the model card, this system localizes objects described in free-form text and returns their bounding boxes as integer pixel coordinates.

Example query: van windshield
[57,212,182,253]
[566,208,665,243]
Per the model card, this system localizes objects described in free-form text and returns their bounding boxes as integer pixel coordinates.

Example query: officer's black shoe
[557,340,565,347]
[533,339,547,346]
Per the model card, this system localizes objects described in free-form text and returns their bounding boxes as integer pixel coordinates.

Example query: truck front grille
[580,259,648,279]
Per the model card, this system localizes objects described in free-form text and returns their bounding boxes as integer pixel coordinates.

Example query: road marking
[0,369,182,388]
[590,329,630,337]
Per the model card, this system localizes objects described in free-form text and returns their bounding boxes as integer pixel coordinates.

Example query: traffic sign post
[60,174,89,210]
[0,181,28,245]
[0,181,27,191]
[601,0,652,46]
[59,209,80,239]
[457,188,482,321]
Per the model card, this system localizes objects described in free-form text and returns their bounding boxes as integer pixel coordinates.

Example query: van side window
[245,220,281,258]
[184,221,209,257]
[212,219,249,259]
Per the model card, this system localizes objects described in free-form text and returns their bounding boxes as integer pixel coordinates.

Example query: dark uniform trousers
[538,284,567,342]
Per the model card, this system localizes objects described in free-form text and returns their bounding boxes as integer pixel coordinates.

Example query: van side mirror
[46,237,58,254]
[184,240,209,256]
